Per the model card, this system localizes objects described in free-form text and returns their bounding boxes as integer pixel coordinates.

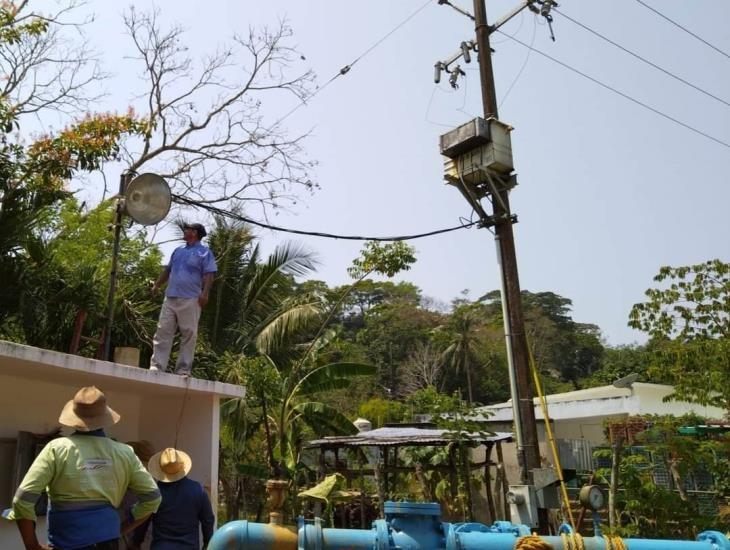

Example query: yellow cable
[604,535,627,550]
[514,535,555,550]
[560,532,585,550]
[527,342,577,533]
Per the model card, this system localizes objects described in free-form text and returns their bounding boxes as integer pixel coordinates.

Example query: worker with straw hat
[132,447,214,549]
[5,387,161,550]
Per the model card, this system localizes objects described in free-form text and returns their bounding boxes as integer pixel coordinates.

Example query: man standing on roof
[150,222,217,376]
[6,386,161,550]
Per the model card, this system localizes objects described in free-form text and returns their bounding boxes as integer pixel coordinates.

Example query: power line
[499,15,537,108]
[497,31,730,150]
[554,8,730,109]
[173,194,479,241]
[273,0,434,128]
[633,0,730,61]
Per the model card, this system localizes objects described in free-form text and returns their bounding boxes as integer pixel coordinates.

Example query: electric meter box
[441,118,514,185]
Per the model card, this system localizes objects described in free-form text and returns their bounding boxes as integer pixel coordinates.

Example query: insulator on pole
[434,62,444,84]
[461,41,472,63]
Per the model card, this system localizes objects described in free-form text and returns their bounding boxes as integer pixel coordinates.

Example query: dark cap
[183,223,207,239]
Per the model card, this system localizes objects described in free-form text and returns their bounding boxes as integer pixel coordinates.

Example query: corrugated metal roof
[307,426,513,448]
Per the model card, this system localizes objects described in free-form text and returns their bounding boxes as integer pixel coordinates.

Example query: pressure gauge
[579,485,605,511]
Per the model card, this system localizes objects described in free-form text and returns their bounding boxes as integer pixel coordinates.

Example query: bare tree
[121,8,317,213]
[401,342,445,395]
[0,1,105,122]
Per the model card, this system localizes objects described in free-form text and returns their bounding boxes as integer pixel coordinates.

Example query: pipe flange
[374,518,391,550]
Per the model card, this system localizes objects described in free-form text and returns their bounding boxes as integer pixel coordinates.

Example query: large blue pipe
[208,501,730,550]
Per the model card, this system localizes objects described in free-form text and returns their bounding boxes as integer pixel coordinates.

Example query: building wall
[138,393,219,503]
[0,374,219,549]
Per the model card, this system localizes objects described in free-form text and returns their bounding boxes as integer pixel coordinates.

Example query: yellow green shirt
[9,433,161,522]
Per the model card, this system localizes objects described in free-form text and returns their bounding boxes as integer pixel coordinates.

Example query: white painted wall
[0,340,244,549]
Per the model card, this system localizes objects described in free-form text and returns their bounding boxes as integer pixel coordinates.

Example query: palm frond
[295,362,376,397]
[254,297,324,355]
[292,401,359,436]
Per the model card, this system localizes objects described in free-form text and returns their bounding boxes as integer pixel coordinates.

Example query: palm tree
[441,304,482,404]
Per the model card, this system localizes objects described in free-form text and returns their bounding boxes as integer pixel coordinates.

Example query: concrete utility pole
[471,0,541,482]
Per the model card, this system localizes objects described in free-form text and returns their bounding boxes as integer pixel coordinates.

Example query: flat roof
[307,427,513,448]
[0,340,244,398]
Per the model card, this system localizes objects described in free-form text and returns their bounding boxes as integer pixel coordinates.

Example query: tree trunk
[609,435,624,530]
[484,444,496,523]
[668,457,688,501]
[465,361,474,404]
[415,462,433,501]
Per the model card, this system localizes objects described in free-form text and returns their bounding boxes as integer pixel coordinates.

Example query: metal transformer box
[442,118,514,185]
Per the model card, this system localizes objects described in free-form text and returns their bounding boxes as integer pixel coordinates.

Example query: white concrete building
[0,340,244,549]
[475,382,726,483]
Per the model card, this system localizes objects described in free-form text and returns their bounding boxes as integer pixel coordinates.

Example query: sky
[64,0,730,345]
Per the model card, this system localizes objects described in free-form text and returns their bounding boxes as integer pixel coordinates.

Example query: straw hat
[58,386,120,432]
[148,447,192,483]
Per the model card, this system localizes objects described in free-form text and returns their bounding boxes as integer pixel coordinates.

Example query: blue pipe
[208,501,730,550]
[209,519,297,549]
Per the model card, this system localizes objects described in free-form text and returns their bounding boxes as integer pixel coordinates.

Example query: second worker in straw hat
[130,447,215,549]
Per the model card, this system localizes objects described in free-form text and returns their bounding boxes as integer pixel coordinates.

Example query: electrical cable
[273,0,434,128]
[172,194,479,241]
[498,15,537,108]
[497,31,730,150]
[633,0,730,61]
[554,8,730,109]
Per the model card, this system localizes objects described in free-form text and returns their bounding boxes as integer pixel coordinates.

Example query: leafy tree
[219,241,417,487]
[357,397,409,429]
[629,260,730,411]
[483,289,604,388]
[595,414,729,538]
[333,280,421,331]
[1,198,162,354]
[585,344,652,387]
[357,301,443,394]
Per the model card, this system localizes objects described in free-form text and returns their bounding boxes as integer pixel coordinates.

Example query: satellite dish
[123,173,171,226]
[613,372,639,389]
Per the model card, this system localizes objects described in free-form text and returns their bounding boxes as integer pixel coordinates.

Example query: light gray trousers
[150,296,201,374]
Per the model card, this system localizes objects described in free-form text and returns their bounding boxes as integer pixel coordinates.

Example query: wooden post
[383,447,390,497]
[496,442,509,521]
[359,455,367,528]
[484,443,496,523]
[374,447,386,517]
[392,446,399,498]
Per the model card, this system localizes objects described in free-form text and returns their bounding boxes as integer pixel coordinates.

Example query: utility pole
[103,172,131,362]
[470,0,541,483]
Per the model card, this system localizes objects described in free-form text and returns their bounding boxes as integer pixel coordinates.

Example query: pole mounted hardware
[434,41,476,85]
[103,172,171,361]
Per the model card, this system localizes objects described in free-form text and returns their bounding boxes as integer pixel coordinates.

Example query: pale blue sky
[73,0,729,345]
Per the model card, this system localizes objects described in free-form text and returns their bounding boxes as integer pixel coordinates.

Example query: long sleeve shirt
[8,432,161,547]
[138,477,215,549]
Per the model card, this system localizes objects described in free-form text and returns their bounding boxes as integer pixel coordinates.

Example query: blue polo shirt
[165,242,217,299]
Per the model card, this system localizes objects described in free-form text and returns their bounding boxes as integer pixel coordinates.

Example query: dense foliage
[0,0,727,532]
